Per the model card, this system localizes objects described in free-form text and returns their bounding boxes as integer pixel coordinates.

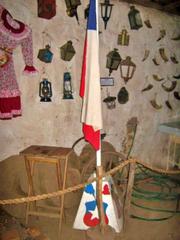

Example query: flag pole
[95,0,106,233]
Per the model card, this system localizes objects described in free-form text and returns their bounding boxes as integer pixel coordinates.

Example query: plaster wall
[0,0,180,167]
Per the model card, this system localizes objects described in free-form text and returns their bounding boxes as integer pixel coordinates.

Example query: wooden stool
[167,135,180,170]
[158,122,180,170]
[20,145,73,237]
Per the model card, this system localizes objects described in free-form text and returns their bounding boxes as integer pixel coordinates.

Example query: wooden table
[20,145,73,237]
[158,121,180,170]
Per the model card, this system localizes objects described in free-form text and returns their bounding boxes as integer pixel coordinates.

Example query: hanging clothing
[0,4,37,119]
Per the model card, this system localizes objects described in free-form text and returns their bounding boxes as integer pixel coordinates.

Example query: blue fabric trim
[87,0,97,30]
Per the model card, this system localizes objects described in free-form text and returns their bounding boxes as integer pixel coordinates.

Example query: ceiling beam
[118,0,180,15]
[163,1,180,10]
[118,0,164,10]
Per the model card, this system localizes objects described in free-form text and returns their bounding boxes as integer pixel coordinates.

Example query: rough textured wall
[0,0,180,167]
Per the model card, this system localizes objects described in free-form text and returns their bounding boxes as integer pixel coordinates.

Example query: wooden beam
[119,0,180,15]
[118,0,164,10]
[123,162,136,231]
[163,1,180,10]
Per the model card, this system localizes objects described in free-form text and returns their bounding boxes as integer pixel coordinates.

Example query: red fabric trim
[1,113,21,120]
[0,96,21,118]
[83,124,100,150]
[23,65,37,72]
[79,34,87,98]
[1,9,25,33]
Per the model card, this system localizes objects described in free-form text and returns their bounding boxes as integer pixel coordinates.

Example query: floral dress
[0,4,37,119]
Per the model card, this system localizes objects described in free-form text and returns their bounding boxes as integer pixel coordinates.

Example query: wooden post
[58,155,69,239]
[123,161,136,231]
[96,165,106,234]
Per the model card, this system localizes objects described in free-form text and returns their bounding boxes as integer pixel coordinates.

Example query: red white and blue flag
[80,0,102,151]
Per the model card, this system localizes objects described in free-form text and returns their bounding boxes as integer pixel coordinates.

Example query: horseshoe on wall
[159,48,169,62]
[161,81,177,92]
[171,34,180,41]
[142,49,150,61]
[152,74,164,82]
[150,94,162,110]
[157,29,166,41]
[152,57,160,66]
[165,100,173,110]
[173,74,180,79]
[174,91,180,100]
[170,54,179,64]
[141,84,153,92]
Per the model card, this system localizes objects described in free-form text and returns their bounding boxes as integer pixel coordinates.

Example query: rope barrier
[0,158,179,205]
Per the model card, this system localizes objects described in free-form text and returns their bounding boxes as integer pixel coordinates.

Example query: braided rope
[0,159,179,205]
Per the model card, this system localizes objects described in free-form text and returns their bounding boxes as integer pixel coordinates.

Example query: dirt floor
[0,204,180,240]
[0,145,180,240]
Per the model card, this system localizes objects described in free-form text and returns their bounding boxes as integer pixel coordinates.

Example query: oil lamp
[118,29,130,46]
[103,95,116,109]
[60,41,76,61]
[37,0,56,19]
[37,44,53,63]
[100,0,113,29]
[120,56,136,84]
[84,4,89,19]
[106,48,121,76]
[64,0,81,24]
[63,72,73,99]
[39,78,52,102]
[128,6,143,30]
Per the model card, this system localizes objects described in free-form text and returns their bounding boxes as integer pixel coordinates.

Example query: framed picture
[100,77,114,86]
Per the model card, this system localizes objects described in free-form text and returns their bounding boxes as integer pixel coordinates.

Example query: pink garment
[0,4,37,119]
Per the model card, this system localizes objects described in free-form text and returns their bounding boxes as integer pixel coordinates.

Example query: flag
[80,0,102,151]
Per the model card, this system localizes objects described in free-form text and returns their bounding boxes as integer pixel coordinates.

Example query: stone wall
[0,0,180,167]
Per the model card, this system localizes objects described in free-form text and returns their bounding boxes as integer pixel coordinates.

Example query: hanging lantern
[37,0,56,19]
[120,56,136,84]
[103,95,116,109]
[117,87,129,104]
[64,0,81,24]
[84,4,90,19]
[117,29,130,46]
[106,48,121,76]
[100,0,113,29]
[60,41,76,61]
[37,44,53,63]
[63,72,73,99]
[39,78,52,102]
[128,6,143,30]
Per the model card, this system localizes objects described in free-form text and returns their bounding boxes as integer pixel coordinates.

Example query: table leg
[56,161,65,221]
[25,158,37,224]
[167,136,172,170]
[58,156,68,239]
[123,162,136,231]
[172,136,177,167]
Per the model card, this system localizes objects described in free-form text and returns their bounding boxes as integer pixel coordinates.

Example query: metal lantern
[64,0,81,24]
[60,41,76,61]
[84,4,89,19]
[118,29,130,46]
[63,72,73,99]
[37,0,56,19]
[39,78,52,102]
[103,95,116,109]
[100,0,113,29]
[106,48,121,76]
[118,87,129,104]
[128,6,143,30]
[120,56,136,84]
[37,44,53,63]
